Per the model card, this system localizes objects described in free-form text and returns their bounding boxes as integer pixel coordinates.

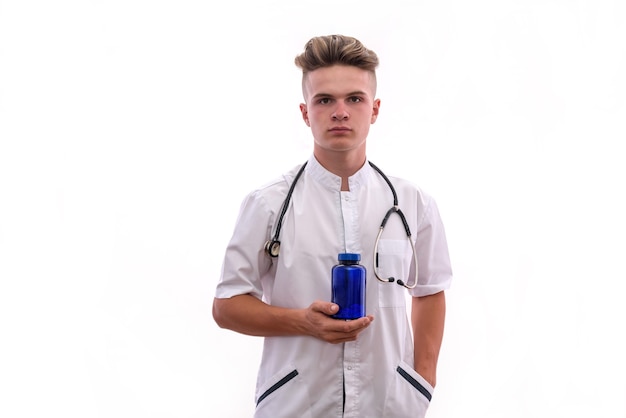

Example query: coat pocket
[376,239,412,308]
[256,369,299,405]
[383,361,433,418]
[255,366,312,418]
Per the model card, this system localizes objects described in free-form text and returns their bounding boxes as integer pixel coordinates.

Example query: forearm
[411,291,446,387]
[213,294,307,337]
[213,294,375,343]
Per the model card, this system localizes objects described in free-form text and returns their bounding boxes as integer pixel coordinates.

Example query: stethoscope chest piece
[264,240,281,258]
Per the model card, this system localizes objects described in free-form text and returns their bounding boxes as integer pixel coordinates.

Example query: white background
[1,0,625,417]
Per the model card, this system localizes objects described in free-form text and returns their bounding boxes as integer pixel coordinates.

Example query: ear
[299,103,310,126]
[370,98,381,124]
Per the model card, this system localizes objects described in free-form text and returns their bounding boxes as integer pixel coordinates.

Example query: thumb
[313,300,339,315]
[327,302,339,314]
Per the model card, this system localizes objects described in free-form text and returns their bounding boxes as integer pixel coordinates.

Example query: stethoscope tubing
[365,162,419,289]
[264,161,418,289]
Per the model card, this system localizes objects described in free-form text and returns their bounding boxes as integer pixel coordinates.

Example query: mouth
[328,126,351,133]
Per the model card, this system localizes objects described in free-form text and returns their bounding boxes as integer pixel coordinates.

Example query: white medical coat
[216,155,453,418]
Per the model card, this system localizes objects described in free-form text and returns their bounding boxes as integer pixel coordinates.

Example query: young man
[213,34,453,418]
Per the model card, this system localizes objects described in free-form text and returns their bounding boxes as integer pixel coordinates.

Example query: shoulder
[369,164,441,224]
[241,163,306,211]
[378,170,435,208]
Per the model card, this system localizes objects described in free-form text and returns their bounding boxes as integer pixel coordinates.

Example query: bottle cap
[338,253,361,262]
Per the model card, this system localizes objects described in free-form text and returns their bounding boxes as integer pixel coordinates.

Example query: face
[299,65,380,160]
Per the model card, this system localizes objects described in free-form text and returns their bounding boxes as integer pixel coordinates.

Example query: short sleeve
[409,196,453,297]
[215,191,274,300]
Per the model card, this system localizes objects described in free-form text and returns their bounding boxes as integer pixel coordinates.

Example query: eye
[318,98,332,104]
[348,96,362,103]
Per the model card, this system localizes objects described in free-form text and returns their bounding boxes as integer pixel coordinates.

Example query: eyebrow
[311,90,368,100]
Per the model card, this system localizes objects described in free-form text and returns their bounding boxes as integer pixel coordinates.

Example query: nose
[332,102,349,120]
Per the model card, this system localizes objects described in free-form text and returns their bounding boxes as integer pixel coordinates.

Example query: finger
[334,315,372,333]
[312,300,339,316]
[328,335,358,344]
[326,329,361,343]
[354,316,372,330]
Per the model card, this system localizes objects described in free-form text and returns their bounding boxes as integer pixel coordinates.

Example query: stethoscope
[263,161,418,289]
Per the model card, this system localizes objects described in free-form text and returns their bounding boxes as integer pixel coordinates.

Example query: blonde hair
[294,35,379,95]
[294,34,379,73]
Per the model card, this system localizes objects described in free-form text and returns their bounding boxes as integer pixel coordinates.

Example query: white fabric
[216,155,453,418]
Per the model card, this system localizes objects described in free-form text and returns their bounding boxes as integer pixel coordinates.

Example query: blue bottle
[331,253,366,320]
